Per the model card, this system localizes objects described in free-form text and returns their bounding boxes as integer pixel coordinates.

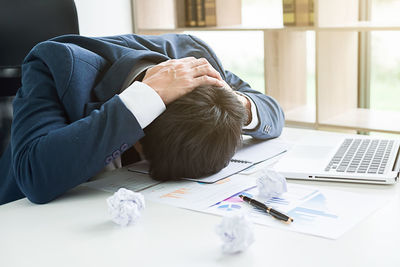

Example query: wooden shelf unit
[132,0,400,135]
[137,22,400,33]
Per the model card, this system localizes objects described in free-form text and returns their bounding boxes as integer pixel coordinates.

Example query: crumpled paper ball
[106,188,145,226]
[215,212,255,254]
[256,169,287,200]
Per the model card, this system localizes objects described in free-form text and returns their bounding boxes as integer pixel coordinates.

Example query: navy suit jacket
[0,34,284,204]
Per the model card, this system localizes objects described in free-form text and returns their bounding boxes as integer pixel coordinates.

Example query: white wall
[74,0,133,37]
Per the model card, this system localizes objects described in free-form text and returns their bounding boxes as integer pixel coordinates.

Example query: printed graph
[226,191,253,203]
[213,191,253,206]
[288,193,339,222]
[266,197,290,206]
[160,188,189,199]
[217,204,242,211]
[215,178,231,184]
[206,183,387,239]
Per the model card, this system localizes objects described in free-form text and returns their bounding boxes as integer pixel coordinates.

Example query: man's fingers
[193,75,225,88]
[188,57,208,68]
[162,57,196,66]
[221,80,233,91]
[173,57,208,70]
[193,64,222,81]
[179,57,196,62]
[158,57,223,81]
[142,57,226,105]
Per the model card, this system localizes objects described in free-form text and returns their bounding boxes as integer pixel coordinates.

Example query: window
[184,31,264,93]
[367,0,400,112]
[370,31,400,112]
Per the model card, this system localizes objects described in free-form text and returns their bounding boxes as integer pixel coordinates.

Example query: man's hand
[142,57,224,105]
[221,80,252,126]
[236,92,252,125]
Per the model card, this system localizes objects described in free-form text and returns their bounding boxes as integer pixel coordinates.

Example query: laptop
[274,131,400,184]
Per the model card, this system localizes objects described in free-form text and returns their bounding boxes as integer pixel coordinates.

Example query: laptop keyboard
[325,138,394,174]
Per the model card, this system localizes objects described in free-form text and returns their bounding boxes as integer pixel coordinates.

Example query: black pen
[239,195,294,224]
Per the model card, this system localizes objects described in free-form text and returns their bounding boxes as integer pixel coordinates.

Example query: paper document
[84,167,258,210]
[140,174,257,210]
[126,160,149,174]
[83,166,388,239]
[128,160,252,184]
[129,138,288,183]
[84,167,161,193]
[183,160,253,183]
[206,183,390,239]
[233,137,289,164]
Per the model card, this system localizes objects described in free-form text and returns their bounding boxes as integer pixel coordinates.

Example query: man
[142,85,247,180]
[0,33,284,205]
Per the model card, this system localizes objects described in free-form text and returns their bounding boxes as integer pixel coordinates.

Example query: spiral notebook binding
[230,159,252,164]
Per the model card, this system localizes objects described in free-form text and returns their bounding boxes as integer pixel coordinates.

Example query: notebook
[128,138,289,183]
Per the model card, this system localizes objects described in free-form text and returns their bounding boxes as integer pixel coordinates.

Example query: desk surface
[1,127,400,267]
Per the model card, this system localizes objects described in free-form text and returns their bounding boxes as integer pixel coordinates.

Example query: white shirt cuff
[119,81,166,128]
[238,92,259,130]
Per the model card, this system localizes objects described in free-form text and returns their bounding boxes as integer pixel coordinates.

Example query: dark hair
[141,85,247,181]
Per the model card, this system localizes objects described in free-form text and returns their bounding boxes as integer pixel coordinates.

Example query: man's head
[141,85,247,181]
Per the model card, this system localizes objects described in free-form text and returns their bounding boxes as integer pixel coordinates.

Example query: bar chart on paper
[207,184,389,239]
[288,193,339,222]
[140,174,257,210]
[160,188,190,199]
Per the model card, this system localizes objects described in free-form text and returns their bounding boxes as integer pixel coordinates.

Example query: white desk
[1,127,400,267]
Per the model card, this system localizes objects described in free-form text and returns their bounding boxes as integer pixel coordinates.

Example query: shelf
[319,108,400,134]
[317,21,400,31]
[285,105,316,128]
[137,21,400,34]
[137,25,314,33]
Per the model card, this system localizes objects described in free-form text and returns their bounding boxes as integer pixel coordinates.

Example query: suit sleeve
[224,70,285,140]
[11,56,144,204]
